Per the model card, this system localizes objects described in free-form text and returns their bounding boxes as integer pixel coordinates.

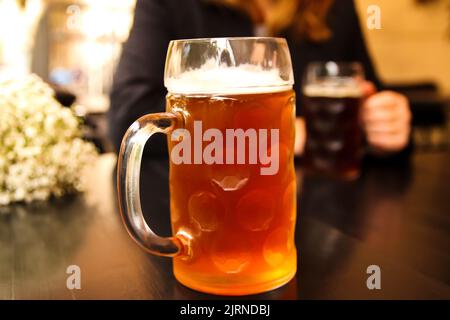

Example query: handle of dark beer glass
[117,112,185,257]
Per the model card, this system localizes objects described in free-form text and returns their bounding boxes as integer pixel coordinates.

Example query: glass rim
[165,36,294,94]
[306,61,364,73]
[168,36,288,45]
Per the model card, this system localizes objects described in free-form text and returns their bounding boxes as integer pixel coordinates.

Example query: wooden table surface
[0,150,449,300]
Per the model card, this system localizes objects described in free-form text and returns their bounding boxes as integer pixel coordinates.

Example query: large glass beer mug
[117,37,297,295]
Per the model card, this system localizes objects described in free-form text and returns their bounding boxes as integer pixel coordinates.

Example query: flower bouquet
[0,74,97,205]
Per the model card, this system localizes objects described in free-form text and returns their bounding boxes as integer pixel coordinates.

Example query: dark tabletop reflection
[295,155,416,298]
[1,151,449,299]
[0,197,91,299]
[132,151,449,299]
[299,154,413,241]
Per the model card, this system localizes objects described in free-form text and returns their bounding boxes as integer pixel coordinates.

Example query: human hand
[294,117,306,156]
[361,82,412,153]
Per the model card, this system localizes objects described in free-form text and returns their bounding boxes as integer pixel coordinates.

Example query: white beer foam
[165,62,292,95]
[303,83,362,98]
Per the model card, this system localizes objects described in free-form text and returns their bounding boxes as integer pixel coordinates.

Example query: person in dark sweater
[109,0,411,156]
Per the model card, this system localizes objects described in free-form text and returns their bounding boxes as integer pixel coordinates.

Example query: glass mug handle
[117,112,185,257]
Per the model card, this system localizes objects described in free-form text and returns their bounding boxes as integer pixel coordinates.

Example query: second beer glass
[302,62,365,179]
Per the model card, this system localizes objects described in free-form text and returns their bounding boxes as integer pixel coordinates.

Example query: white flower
[0,74,98,206]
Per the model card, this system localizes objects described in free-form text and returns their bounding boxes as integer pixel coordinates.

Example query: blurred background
[0,0,450,300]
[0,0,136,153]
[0,0,449,151]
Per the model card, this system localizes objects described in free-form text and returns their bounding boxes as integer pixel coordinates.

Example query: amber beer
[167,89,297,295]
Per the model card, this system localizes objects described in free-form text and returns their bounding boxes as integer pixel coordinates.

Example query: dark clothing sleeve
[108,0,171,155]
[108,0,253,154]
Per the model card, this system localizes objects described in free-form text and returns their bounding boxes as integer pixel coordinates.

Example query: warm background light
[0,0,44,76]
[356,0,450,95]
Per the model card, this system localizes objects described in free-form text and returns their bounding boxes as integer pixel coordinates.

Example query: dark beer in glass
[302,62,364,179]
